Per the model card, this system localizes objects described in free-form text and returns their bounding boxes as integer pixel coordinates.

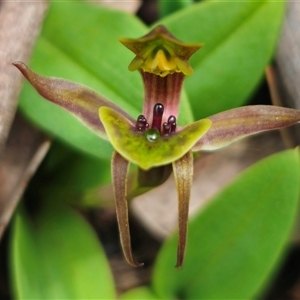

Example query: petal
[13,62,135,139]
[193,105,300,151]
[99,106,211,170]
[172,150,193,268]
[111,151,143,267]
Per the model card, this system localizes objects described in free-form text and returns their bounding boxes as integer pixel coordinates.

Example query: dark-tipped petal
[13,62,135,139]
[172,151,193,268]
[112,151,144,267]
[99,106,211,170]
[193,105,300,151]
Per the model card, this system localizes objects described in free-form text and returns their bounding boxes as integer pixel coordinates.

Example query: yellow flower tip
[142,49,179,77]
[120,25,203,77]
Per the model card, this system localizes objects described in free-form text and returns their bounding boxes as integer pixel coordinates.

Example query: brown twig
[0,1,48,155]
[0,1,49,239]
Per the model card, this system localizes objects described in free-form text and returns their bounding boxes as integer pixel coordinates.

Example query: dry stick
[0,1,48,155]
[0,2,49,239]
[0,114,51,239]
[265,66,297,149]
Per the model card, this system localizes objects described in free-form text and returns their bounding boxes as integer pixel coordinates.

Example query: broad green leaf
[120,286,160,300]
[18,2,193,159]
[158,1,285,119]
[153,149,300,299]
[158,0,194,18]
[39,141,111,192]
[29,141,112,207]
[10,210,41,299]
[10,203,115,299]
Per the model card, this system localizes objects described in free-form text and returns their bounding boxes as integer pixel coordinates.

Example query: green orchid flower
[13,25,300,268]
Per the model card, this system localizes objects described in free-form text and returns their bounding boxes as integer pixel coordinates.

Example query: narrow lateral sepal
[111,151,144,267]
[194,105,300,151]
[172,150,194,268]
[13,61,134,139]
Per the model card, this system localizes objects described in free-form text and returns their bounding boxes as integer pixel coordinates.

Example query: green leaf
[18,2,193,159]
[10,210,41,299]
[158,1,285,119]
[30,141,112,207]
[158,0,194,18]
[152,149,300,299]
[120,286,160,300]
[39,141,111,192]
[10,203,115,299]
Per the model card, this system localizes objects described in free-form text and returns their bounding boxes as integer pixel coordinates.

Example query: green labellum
[99,107,211,170]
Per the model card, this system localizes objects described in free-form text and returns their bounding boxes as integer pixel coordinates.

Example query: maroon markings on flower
[163,115,177,135]
[151,103,164,131]
[135,115,149,132]
[141,72,184,125]
[135,103,177,136]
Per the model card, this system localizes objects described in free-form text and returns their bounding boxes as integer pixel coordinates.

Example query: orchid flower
[13,25,300,268]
